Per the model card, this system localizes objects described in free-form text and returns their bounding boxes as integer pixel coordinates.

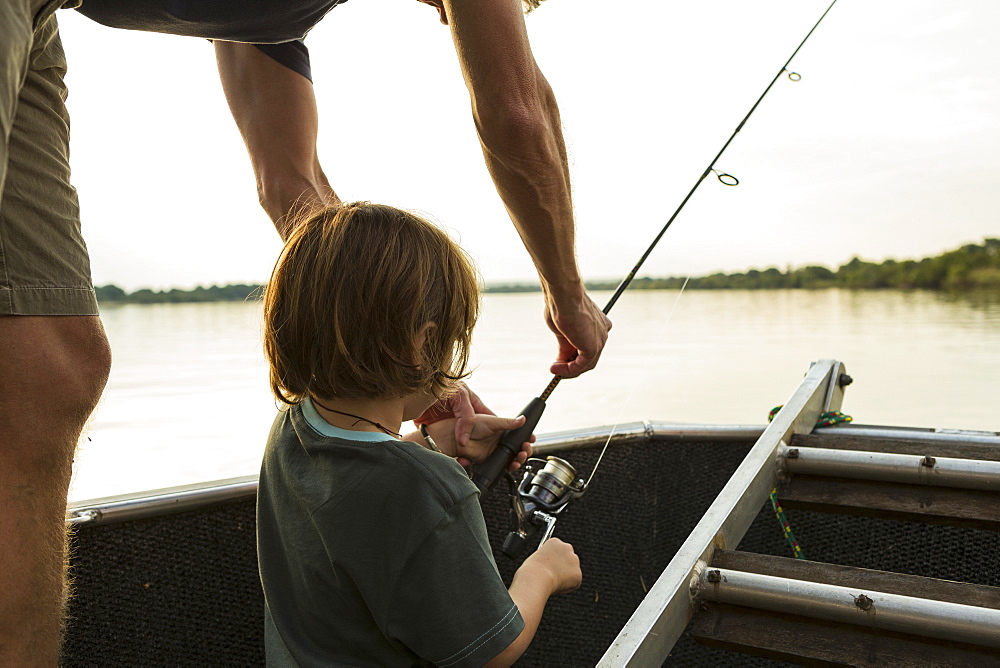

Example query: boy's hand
[522,538,581,595]
[414,383,495,448]
[424,414,534,471]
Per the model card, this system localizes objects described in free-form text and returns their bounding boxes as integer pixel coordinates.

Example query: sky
[57,0,999,291]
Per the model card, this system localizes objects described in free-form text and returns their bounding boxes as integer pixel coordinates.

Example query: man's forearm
[449,0,611,377]
[214,42,339,237]
[441,0,583,299]
[474,76,584,299]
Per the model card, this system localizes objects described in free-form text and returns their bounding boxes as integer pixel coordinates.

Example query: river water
[69,289,1000,503]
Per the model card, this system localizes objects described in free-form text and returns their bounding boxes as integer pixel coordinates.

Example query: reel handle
[502,531,528,558]
[471,396,546,494]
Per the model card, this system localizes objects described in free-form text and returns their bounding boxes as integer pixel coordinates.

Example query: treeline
[96,238,999,303]
[95,283,261,304]
[502,238,1000,293]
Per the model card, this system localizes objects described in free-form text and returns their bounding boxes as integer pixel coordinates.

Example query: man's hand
[414,383,493,448]
[544,288,612,378]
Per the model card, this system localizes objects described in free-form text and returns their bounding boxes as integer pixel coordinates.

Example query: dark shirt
[257,401,524,666]
[74,0,349,80]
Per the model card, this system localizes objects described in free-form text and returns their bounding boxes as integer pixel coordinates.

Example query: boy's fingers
[509,446,530,469]
[491,414,526,436]
[469,414,524,437]
[450,387,480,447]
[454,418,474,448]
[503,415,527,429]
[461,415,528,457]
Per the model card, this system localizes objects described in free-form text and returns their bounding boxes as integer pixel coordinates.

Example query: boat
[62,359,1000,665]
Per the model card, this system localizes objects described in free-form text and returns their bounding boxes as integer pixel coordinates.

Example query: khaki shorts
[0,0,98,315]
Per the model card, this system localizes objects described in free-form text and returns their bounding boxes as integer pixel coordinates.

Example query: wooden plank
[690,603,1000,666]
[778,475,1000,531]
[791,433,1000,462]
[710,550,1000,609]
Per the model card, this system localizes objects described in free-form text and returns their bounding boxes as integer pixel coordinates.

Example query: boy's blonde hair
[264,202,480,404]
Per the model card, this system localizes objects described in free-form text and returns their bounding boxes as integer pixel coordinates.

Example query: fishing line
[538,0,838,403]
[472,0,840,498]
[586,276,690,489]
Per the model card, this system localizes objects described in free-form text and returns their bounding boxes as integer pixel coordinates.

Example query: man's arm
[440,0,612,378]
[214,42,339,238]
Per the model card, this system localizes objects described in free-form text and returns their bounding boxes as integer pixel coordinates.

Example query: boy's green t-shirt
[257,400,525,666]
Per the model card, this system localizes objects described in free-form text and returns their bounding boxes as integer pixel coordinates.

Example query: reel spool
[502,456,587,558]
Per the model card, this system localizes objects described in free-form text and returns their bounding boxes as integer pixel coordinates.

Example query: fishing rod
[471,0,840,557]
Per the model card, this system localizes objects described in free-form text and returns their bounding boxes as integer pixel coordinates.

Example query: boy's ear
[413,321,437,362]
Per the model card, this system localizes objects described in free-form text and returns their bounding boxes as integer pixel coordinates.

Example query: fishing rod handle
[471,396,546,494]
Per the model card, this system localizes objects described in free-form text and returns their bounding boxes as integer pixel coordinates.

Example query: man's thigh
[0,6,98,316]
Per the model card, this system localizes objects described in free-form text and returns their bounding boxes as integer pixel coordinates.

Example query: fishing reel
[501,456,588,559]
[469,396,593,557]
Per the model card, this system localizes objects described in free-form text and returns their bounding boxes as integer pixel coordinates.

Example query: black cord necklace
[310,398,402,438]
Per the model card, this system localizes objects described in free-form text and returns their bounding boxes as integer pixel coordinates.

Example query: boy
[258,202,582,666]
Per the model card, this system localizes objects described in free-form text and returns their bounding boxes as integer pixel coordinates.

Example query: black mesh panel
[63,439,1000,666]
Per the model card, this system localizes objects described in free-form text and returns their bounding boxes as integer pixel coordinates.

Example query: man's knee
[0,315,111,458]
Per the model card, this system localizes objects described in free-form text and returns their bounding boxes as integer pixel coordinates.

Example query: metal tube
[813,425,1000,444]
[532,422,765,455]
[64,423,760,527]
[534,422,1000,457]
[649,423,768,442]
[700,567,1000,649]
[75,421,997,529]
[67,424,764,527]
[66,475,258,526]
[784,446,1000,491]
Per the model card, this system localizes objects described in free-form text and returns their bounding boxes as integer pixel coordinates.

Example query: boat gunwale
[66,420,999,527]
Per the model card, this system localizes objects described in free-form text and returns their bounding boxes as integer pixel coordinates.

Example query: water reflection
[71,290,999,502]
[938,288,1000,313]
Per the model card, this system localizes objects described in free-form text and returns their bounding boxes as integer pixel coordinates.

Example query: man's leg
[0,2,110,663]
[0,316,110,665]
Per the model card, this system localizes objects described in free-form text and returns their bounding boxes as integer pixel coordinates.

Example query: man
[0,0,610,663]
